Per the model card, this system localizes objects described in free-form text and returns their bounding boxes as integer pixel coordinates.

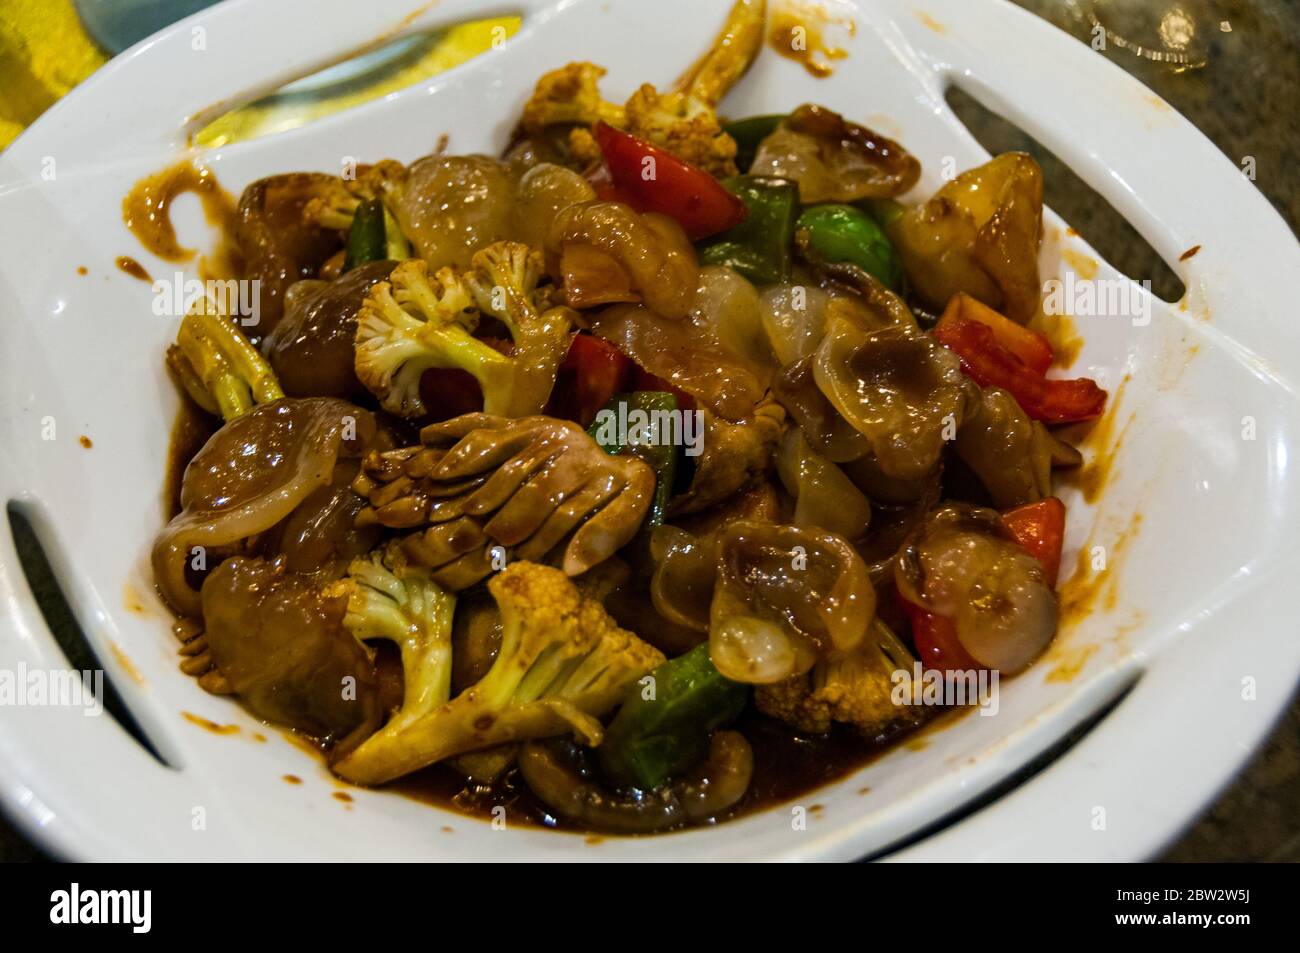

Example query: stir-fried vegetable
[354,242,574,418]
[329,544,458,743]
[546,332,635,427]
[697,175,799,282]
[333,562,664,784]
[1001,497,1067,585]
[724,113,786,172]
[593,122,748,240]
[934,312,1107,424]
[599,643,749,790]
[796,203,903,291]
[589,391,682,528]
[886,152,1044,321]
[518,0,764,179]
[756,618,924,738]
[168,304,285,421]
[343,198,386,272]
[520,731,753,833]
[895,592,981,675]
[941,292,1052,374]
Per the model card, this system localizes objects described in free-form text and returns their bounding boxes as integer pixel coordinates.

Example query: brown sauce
[115,255,152,282]
[1179,244,1201,261]
[164,399,217,518]
[182,710,239,735]
[768,3,855,78]
[386,707,971,833]
[122,160,238,272]
[1063,374,1132,505]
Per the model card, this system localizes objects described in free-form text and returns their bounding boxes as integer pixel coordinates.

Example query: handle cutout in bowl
[6,504,174,769]
[192,16,521,149]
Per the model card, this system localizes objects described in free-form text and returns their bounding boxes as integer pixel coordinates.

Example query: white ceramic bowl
[1,0,1298,861]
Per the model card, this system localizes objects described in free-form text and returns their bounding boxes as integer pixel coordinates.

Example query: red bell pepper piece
[592,122,747,241]
[938,293,1053,375]
[1001,497,1066,586]
[895,589,982,674]
[545,332,634,427]
[934,316,1107,424]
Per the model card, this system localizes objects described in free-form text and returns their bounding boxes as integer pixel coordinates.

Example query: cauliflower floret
[622,83,738,178]
[517,1,764,177]
[333,561,665,785]
[354,241,573,418]
[520,62,627,133]
[167,300,284,421]
[302,159,408,231]
[326,543,457,744]
[755,619,924,739]
[353,258,506,418]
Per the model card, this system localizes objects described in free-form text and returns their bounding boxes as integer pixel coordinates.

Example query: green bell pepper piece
[588,391,680,528]
[343,198,386,272]
[344,199,409,272]
[599,643,750,791]
[796,202,904,291]
[697,175,799,284]
[724,113,786,172]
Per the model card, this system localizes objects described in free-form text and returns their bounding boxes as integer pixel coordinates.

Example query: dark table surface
[2,0,1297,862]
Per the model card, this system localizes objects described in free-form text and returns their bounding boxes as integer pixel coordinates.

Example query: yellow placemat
[0,0,107,149]
[1,3,516,151]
